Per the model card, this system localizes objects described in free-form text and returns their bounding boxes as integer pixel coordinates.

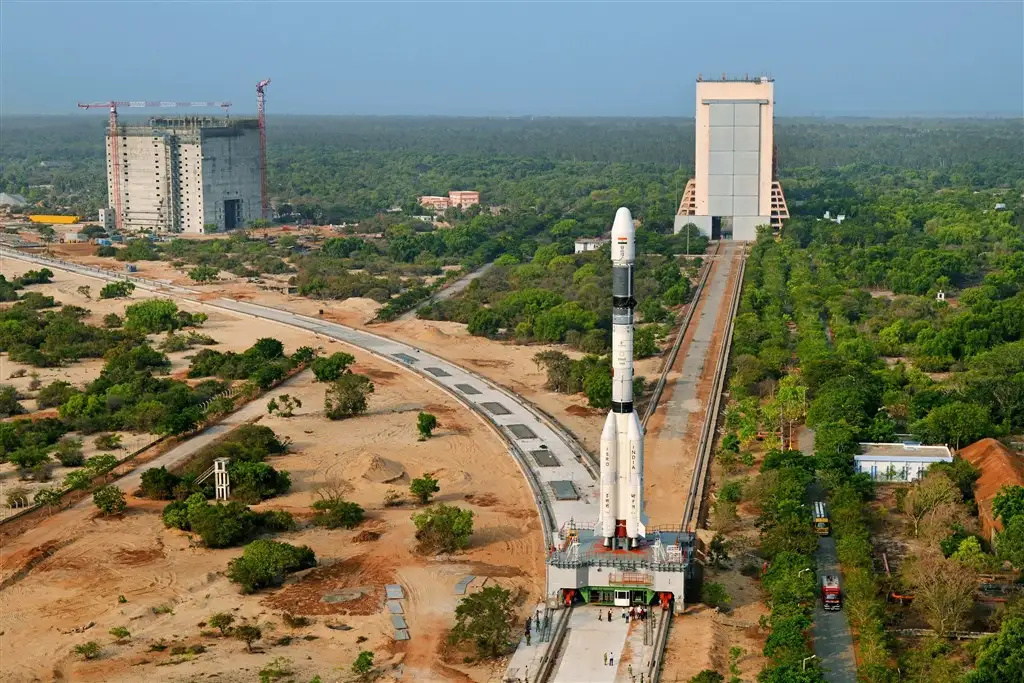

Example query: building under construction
[107,116,260,233]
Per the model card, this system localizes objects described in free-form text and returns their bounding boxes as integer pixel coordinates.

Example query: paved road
[397,261,494,321]
[801,428,857,683]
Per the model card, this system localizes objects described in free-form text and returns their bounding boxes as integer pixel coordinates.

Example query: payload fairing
[599,207,649,549]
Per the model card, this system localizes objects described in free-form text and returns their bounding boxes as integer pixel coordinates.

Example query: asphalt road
[397,261,495,320]
[801,428,857,683]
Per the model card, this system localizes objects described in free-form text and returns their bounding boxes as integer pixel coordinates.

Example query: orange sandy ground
[0,257,544,683]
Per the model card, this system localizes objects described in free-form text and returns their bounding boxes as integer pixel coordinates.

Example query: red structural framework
[77,100,232,230]
[256,79,271,220]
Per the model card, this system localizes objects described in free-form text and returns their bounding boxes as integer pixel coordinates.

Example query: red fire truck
[821,575,842,611]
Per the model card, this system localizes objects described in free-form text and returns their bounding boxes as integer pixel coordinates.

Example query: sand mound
[430,468,472,486]
[357,454,406,483]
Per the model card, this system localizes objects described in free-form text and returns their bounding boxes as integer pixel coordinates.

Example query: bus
[813,501,830,536]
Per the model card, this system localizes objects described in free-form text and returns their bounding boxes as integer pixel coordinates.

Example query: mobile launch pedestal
[546,208,695,615]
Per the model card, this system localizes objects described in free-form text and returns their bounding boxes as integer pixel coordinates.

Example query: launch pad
[546,520,694,614]
[544,205,695,615]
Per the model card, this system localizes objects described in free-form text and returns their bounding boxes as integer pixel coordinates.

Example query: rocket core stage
[599,207,649,550]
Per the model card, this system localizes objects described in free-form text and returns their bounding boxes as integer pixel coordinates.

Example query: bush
[226,540,317,593]
[410,475,440,504]
[36,380,79,409]
[310,498,364,529]
[0,384,25,418]
[416,412,438,440]
[163,494,293,547]
[93,485,127,515]
[99,281,135,299]
[55,438,85,467]
[229,460,291,503]
[310,352,355,382]
[233,624,263,651]
[324,373,374,419]
[447,585,517,659]
[94,433,122,450]
[74,641,101,660]
[208,612,235,635]
[701,581,731,608]
[103,313,123,328]
[109,626,130,642]
[140,467,181,500]
[412,504,474,554]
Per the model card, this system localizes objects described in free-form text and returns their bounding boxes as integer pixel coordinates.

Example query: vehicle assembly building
[106,116,261,233]
[547,208,694,614]
[675,75,789,241]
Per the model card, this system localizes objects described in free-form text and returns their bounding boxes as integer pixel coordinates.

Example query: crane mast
[77,100,232,231]
[256,79,271,220]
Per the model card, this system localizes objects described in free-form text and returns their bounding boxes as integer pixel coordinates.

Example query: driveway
[802,428,857,683]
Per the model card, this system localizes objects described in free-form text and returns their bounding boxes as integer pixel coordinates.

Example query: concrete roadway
[801,428,857,683]
[397,261,494,321]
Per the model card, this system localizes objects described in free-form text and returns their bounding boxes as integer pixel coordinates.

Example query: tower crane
[256,79,271,220]
[77,100,232,230]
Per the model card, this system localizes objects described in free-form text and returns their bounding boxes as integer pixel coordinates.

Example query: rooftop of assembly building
[114,116,258,133]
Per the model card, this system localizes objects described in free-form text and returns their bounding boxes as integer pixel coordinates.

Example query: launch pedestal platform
[546,520,695,615]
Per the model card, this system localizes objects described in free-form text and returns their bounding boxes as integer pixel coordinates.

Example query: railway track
[532,242,746,683]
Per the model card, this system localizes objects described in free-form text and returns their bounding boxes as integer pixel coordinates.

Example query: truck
[821,575,842,611]
[813,501,830,536]
[124,264,138,273]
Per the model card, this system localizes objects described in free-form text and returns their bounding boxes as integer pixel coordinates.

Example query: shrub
[410,475,440,504]
[74,641,101,660]
[103,313,123,328]
[416,412,438,440]
[229,460,291,503]
[281,613,312,629]
[37,381,79,409]
[412,504,474,554]
[208,612,235,635]
[99,281,135,299]
[310,498,364,529]
[0,384,25,418]
[233,624,262,651]
[93,485,127,515]
[351,651,375,678]
[310,352,355,382]
[109,627,130,642]
[701,581,731,608]
[140,466,181,500]
[324,373,374,419]
[226,540,317,593]
[447,585,517,659]
[94,433,122,450]
[719,479,744,503]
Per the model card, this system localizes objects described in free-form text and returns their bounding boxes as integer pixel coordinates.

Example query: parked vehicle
[124,264,138,273]
[813,501,831,536]
[821,575,842,611]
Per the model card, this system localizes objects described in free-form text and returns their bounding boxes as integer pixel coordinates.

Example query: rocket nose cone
[611,207,634,238]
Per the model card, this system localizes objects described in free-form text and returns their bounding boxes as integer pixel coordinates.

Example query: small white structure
[99,208,116,231]
[574,237,609,254]
[213,457,231,501]
[936,290,946,302]
[854,442,953,482]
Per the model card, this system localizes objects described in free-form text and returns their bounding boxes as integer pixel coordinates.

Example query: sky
[1,1,1021,117]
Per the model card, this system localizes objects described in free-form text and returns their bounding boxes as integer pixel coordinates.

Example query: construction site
[79,79,273,234]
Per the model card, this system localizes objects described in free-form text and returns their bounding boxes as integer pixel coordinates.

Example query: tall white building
[675,76,789,241]
[107,116,261,233]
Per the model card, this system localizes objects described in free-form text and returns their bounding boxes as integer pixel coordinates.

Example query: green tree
[467,308,501,337]
[324,373,374,419]
[233,624,262,652]
[310,352,355,382]
[267,394,302,418]
[447,585,516,659]
[966,616,1024,683]
[34,487,63,515]
[583,365,612,409]
[633,325,659,359]
[188,265,219,282]
[416,412,438,439]
[701,581,731,608]
[689,672,724,683]
[99,281,135,299]
[208,612,235,636]
[412,503,474,554]
[0,384,25,418]
[903,472,962,537]
[310,497,364,529]
[993,485,1024,524]
[914,401,993,449]
[226,540,316,593]
[93,485,127,515]
[410,474,440,504]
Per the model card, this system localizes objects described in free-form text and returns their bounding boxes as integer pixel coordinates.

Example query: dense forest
[1,116,1021,222]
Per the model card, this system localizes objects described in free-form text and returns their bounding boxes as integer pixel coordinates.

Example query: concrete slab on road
[551,606,630,683]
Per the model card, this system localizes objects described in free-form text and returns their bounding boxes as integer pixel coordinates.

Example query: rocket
[599,207,648,550]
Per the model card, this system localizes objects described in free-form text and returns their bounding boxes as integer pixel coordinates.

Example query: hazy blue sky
[1,1,1021,117]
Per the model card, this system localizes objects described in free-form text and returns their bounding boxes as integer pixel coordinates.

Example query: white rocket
[599,207,648,550]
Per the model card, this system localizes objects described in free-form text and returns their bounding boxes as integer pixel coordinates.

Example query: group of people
[598,606,649,623]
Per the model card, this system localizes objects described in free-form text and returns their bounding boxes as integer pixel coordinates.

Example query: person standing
[607,608,612,622]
